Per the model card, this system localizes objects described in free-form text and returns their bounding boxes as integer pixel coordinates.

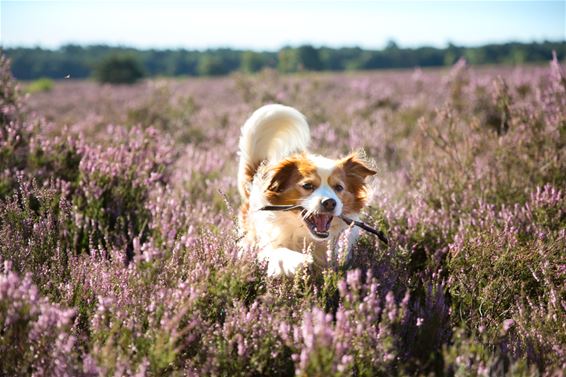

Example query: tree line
[4,40,565,80]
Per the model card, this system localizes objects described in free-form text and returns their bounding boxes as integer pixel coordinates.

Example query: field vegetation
[1,53,564,376]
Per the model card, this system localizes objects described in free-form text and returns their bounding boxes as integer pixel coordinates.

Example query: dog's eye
[302,183,314,191]
[334,184,344,192]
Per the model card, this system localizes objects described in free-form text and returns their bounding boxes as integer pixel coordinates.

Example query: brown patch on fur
[242,161,261,198]
[239,199,250,232]
[340,153,376,179]
[334,154,376,213]
[265,154,319,206]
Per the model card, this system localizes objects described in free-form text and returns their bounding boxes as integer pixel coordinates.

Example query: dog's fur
[238,104,375,275]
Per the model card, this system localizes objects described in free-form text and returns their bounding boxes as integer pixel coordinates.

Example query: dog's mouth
[302,211,334,239]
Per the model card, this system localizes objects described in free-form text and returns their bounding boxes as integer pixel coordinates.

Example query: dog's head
[265,152,376,240]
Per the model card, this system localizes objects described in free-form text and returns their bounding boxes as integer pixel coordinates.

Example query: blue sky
[1,1,564,50]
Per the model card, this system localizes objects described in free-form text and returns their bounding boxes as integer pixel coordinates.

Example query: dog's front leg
[258,247,313,276]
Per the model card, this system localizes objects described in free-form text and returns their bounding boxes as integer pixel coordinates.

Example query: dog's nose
[321,198,336,211]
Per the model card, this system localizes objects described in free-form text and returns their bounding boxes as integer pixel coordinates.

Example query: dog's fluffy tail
[238,104,310,198]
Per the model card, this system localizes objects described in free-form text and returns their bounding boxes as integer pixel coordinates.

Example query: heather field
[1,53,565,376]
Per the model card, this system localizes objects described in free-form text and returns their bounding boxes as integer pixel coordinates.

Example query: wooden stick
[259,205,303,212]
[258,205,389,245]
[338,215,389,245]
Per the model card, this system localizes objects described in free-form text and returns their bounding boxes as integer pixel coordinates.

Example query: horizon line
[3,38,565,52]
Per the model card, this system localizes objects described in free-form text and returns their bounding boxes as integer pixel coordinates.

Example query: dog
[238,104,376,275]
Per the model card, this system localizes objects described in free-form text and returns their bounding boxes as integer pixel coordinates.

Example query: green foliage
[25,77,54,93]
[0,56,29,196]
[197,55,230,76]
[190,304,295,377]
[94,54,145,84]
[73,174,151,252]
[297,45,323,71]
[195,260,265,324]
[27,142,82,185]
[6,41,565,80]
[0,179,72,301]
[447,210,565,370]
[278,47,300,73]
[240,51,269,73]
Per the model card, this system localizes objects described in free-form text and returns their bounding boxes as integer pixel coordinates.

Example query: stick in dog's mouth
[258,205,389,245]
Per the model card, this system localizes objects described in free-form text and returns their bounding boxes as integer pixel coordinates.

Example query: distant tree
[320,47,364,71]
[414,47,445,67]
[197,55,229,76]
[463,48,486,65]
[61,44,84,55]
[143,49,172,76]
[169,50,199,76]
[241,51,266,73]
[297,45,322,71]
[278,47,299,73]
[94,54,144,84]
[385,39,399,50]
[444,43,464,65]
[4,41,565,80]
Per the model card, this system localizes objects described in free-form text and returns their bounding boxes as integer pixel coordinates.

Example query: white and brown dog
[238,104,375,275]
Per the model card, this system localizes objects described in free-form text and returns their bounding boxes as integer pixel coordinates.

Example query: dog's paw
[262,247,313,276]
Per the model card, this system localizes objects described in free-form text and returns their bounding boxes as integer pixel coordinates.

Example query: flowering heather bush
[1,52,565,375]
[0,262,83,376]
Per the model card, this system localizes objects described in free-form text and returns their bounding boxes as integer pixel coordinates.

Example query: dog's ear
[268,159,300,193]
[339,152,376,180]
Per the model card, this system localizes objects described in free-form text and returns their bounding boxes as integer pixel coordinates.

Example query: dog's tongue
[313,214,332,232]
